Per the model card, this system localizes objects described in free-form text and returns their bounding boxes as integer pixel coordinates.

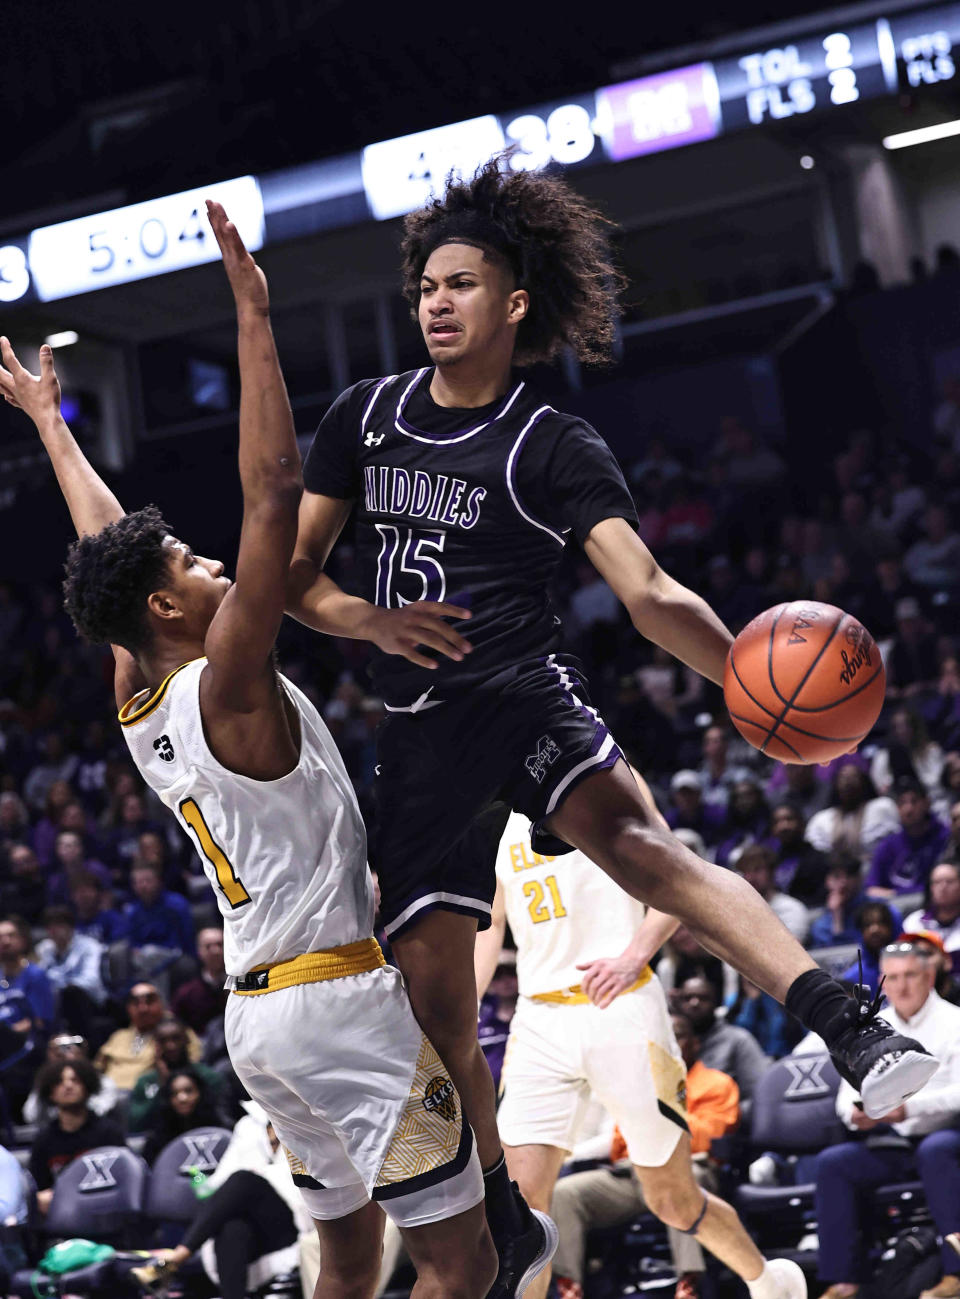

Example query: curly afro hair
[62,505,173,653]
[400,157,625,367]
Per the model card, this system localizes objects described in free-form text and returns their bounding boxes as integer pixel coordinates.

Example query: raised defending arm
[0,337,143,702]
[200,201,302,709]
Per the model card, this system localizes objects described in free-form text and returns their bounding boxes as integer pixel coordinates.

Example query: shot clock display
[6,1,960,308]
[27,176,265,303]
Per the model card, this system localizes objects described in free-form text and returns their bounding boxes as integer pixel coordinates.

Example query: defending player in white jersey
[0,207,502,1299]
[475,775,807,1299]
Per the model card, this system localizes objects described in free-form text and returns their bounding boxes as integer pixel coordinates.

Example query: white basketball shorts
[225,964,483,1228]
[497,975,688,1168]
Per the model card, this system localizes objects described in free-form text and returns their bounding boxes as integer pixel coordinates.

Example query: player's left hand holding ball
[0,337,62,429]
[206,200,269,316]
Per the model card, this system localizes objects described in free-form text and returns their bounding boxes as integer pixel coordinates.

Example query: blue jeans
[815,1129,960,1282]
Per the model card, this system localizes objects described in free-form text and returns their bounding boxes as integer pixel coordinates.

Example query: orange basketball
[723,601,886,764]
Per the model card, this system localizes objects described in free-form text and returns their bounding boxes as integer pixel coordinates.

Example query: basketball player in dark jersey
[287,160,935,1296]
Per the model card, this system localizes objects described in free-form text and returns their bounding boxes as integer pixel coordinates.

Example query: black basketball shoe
[487,1183,559,1298]
[829,968,939,1119]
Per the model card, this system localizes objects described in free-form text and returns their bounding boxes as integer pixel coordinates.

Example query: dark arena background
[2,1,960,1296]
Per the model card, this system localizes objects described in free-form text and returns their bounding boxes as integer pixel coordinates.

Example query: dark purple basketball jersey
[303,367,637,708]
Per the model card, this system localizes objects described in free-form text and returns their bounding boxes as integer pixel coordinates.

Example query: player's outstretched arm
[0,338,124,537]
[201,201,302,707]
[0,338,143,701]
[584,517,733,686]
[287,493,473,670]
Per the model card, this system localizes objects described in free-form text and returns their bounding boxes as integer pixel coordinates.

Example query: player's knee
[417,1230,498,1298]
[319,1245,380,1298]
[643,1179,704,1231]
[320,1266,379,1299]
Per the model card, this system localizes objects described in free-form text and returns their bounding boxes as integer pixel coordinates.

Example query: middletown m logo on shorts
[423,1076,457,1122]
[525,734,561,784]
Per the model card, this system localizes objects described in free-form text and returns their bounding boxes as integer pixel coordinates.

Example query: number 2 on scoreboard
[179,797,251,909]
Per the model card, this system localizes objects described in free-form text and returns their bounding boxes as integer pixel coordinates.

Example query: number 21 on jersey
[523,875,567,924]
[180,798,252,909]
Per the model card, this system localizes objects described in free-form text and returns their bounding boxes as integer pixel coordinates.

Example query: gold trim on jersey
[232,937,385,994]
[529,965,653,1006]
[118,658,203,727]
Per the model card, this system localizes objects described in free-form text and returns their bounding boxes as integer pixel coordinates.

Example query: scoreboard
[5,2,960,305]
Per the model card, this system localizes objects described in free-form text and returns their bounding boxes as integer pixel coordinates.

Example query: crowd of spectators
[0,409,958,1296]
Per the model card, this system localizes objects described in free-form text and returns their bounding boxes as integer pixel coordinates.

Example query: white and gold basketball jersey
[119,658,372,980]
[495,809,646,998]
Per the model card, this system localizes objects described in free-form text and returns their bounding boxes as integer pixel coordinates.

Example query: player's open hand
[0,337,62,429]
[365,602,472,670]
[576,954,644,1009]
[206,200,269,315]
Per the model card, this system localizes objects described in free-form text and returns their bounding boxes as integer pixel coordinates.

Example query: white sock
[746,1262,779,1299]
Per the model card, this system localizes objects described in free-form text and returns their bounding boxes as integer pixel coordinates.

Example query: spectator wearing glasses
[815,943,960,1299]
[904,863,960,977]
[128,1016,221,1133]
[95,983,199,1091]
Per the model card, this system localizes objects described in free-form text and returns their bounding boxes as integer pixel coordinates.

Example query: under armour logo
[153,734,175,762]
[525,735,561,784]
[363,429,385,447]
[783,1055,830,1099]
[178,1134,222,1174]
[78,1153,119,1191]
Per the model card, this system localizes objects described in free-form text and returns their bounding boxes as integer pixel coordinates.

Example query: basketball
[723,601,886,764]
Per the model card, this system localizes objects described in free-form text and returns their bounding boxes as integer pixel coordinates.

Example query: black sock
[483,1154,526,1244]
[785,968,852,1047]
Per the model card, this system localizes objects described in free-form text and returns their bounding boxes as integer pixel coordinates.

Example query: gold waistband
[529,964,653,1006]
[233,937,385,995]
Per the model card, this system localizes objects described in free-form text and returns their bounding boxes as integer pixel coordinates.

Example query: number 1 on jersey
[180,797,252,909]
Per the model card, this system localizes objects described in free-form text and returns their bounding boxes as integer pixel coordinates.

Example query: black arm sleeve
[518,416,639,546]
[302,379,381,500]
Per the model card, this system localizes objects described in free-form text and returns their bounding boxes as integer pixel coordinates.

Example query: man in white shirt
[815,943,960,1299]
[34,909,105,1008]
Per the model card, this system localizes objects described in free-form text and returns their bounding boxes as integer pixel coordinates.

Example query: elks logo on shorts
[676,1079,687,1111]
[422,1075,457,1122]
[525,735,561,784]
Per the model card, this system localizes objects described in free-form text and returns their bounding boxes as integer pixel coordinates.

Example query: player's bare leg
[312,1201,383,1299]
[391,912,502,1167]
[634,1133,762,1280]
[502,1144,567,1299]
[634,1134,805,1298]
[401,1201,498,1299]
